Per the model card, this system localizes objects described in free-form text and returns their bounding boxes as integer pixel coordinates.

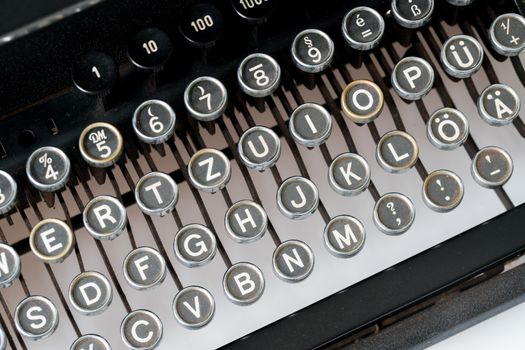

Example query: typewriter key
[135,172,178,216]
[70,334,111,350]
[127,28,172,71]
[121,309,162,350]
[15,295,58,340]
[341,80,384,124]
[0,170,17,215]
[478,84,521,126]
[342,7,385,51]
[324,216,366,258]
[391,57,434,101]
[427,108,469,150]
[188,148,231,193]
[174,224,217,267]
[184,76,228,122]
[272,240,314,282]
[291,29,334,73]
[26,146,71,192]
[132,100,176,144]
[225,200,267,243]
[328,153,371,197]
[446,0,475,5]
[289,103,333,148]
[72,51,118,96]
[180,4,224,48]
[69,271,112,316]
[440,35,484,79]
[391,0,434,29]
[83,195,127,240]
[423,170,464,212]
[232,0,277,23]
[0,243,21,288]
[238,53,281,98]
[472,146,513,189]
[277,176,319,220]
[376,131,419,173]
[374,193,415,235]
[79,122,123,168]
[30,218,74,263]
[123,247,167,290]
[238,126,281,171]
[223,262,264,305]
[489,13,525,57]
[173,286,215,328]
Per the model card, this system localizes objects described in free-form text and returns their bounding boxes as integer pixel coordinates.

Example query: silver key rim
[477,83,521,126]
[422,170,464,213]
[188,148,232,192]
[70,334,111,350]
[29,218,75,263]
[291,29,334,73]
[237,53,281,98]
[427,107,469,150]
[0,243,21,288]
[0,328,5,350]
[223,262,265,305]
[391,0,434,29]
[120,309,162,350]
[471,146,514,188]
[376,130,419,173]
[276,176,319,220]
[15,295,59,340]
[0,170,17,215]
[184,76,228,121]
[123,247,167,290]
[238,126,281,171]
[272,240,314,283]
[328,153,371,196]
[342,6,385,51]
[489,13,525,56]
[173,224,217,267]
[68,271,113,316]
[323,215,366,258]
[289,103,333,147]
[132,99,176,144]
[134,172,179,216]
[446,0,475,5]
[391,56,434,101]
[172,286,215,329]
[373,193,415,235]
[83,195,128,240]
[26,146,71,192]
[440,35,484,79]
[225,200,268,243]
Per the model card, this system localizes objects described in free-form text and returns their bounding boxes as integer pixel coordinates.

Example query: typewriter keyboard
[0,1,524,349]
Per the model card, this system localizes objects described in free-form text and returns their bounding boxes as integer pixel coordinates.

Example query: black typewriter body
[0,0,524,349]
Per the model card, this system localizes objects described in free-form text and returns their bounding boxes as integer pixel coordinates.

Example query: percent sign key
[26,147,71,192]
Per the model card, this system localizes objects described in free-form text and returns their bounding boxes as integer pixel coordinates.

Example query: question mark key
[373,192,415,235]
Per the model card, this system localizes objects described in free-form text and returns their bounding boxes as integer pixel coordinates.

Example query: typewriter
[0,0,524,349]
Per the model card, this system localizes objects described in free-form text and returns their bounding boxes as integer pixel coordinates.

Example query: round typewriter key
[26,146,71,192]
[223,262,264,305]
[123,247,167,290]
[272,240,314,283]
[69,271,112,316]
[324,216,366,258]
[391,56,434,101]
[342,7,385,51]
[341,80,384,124]
[133,100,176,144]
[188,148,231,193]
[30,218,74,263]
[374,193,415,235]
[0,243,21,288]
[225,200,267,243]
[478,84,521,126]
[184,76,228,122]
[277,176,319,220]
[238,53,281,98]
[135,172,178,216]
[440,35,484,79]
[173,286,215,328]
[70,334,111,350]
[489,13,525,57]
[0,170,17,215]
[238,126,281,171]
[180,4,224,48]
[232,0,277,23]
[72,51,118,96]
[423,170,464,212]
[446,0,475,5]
[472,146,513,189]
[328,153,371,197]
[121,309,162,350]
[83,195,127,240]
[289,103,333,148]
[291,29,334,73]
[127,28,172,71]
[427,108,469,150]
[174,224,217,267]
[15,295,58,340]
[377,131,419,173]
[392,0,434,29]
[79,122,123,168]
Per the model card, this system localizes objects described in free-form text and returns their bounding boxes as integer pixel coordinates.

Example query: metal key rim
[426,107,470,150]
[422,169,464,213]
[238,126,281,171]
[172,285,215,329]
[471,146,514,188]
[376,130,419,173]
[328,153,371,196]
[391,0,434,29]
[237,53,281,98]
[289,103,333,147]
[291,29,334,73]
[323,215,366,258]
[184,76,228,121]
[120,309,163,349]
[68,271,113,316]
[225,200,268,243]
[132,99,176,144]
[373,192,415,235]
[272,240,315,283]
[15,295,59,340]
[489,13,525,57]
[70,334,111,350]
[173,223,217,267]
[477,83,521,126]
[29,218,75,263]
[223,262,265,305]
[440,34,484,79]
[276,176,319,220]
[0,170,17,215]
[0,243,20,288]
[342,6,385,51]
[391,56,435,101]
[188,148,232,192]
[26,146,71,192]
[83,195,128,240]
[79,122,123,168]
[123,246,167,290]
[134,172,179,216]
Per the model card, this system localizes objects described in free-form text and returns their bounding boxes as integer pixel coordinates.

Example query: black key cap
[72,51,118,96]
[180,4,224,48]
[231,0,278,24]
[127,28,173,71]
